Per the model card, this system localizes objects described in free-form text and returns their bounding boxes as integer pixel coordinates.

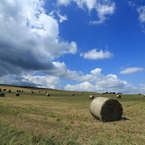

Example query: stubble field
[0,84,145,145]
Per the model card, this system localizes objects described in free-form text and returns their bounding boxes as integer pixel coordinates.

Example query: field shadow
[120,117,130,121]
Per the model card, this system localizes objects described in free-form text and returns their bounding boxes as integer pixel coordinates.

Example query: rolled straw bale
[16,93,20,96]
[46,93,50,96]
[0,93,5,97]
[8,89,11,93]
[89,95,94,99]
[116,94,121,98]
[90,97,123,122]
[71,93,74,96]
[143,94,145,97]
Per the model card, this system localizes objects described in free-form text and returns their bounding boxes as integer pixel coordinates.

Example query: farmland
[0,84,145,145]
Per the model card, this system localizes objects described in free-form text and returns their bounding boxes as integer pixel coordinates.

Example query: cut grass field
[0,84,145,145]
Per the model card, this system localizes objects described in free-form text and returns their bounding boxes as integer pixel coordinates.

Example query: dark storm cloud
[0,0,77,77]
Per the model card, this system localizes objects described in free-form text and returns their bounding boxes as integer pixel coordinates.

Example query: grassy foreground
[0,84,145,145]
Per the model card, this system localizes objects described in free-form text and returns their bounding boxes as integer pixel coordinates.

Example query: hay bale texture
[90,97,123,122]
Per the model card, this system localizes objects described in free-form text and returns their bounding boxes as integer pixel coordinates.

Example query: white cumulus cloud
[91,2,116,24]
[64,68,138,94]
[0,74,60,89]
[80,49,113,60]
[137,6,145,23]
[120,67,144,74]
[57,0,116,24]
[22,75,60,89]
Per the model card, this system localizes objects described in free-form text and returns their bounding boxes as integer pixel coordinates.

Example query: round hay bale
[3,89,6,91]
[116,94,121,98]
[90,97,123,122]
[16,93,20,96]
[0,93,5,97]
[89,95,94,99]
[71,93,74,96]
[0,89,2,92]
[8,89,11,93]
[143,94,145,97]
[138,93,141,95]
[46,93,50,96]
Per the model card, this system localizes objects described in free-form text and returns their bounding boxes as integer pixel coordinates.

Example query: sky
[0,0,145,94]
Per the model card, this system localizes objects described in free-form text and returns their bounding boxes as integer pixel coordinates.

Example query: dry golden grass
[0,84,145,144]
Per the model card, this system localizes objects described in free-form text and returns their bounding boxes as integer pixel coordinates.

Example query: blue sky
[0,0,145,94]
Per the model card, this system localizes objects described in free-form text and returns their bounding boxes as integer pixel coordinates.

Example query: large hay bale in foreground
[90,97,123,122]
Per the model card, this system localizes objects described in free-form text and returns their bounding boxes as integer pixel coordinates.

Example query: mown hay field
[0,84,145,145]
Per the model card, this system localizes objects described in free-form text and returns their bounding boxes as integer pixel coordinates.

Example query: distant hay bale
[71,93,74,96]
[90,97,123,122]
[3,89,6,91]
[0,93,5,97]
[0,89,2,92]
[89,95,94,99]
[116,94,121,98]
[46,93,50,96]
[16,93,20,96]
[8,89,11,93]
[16,90,20,92]
[31,90,34,93]
[143,94,145,97]
[21,90,23,92]
[138,93,141,95]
